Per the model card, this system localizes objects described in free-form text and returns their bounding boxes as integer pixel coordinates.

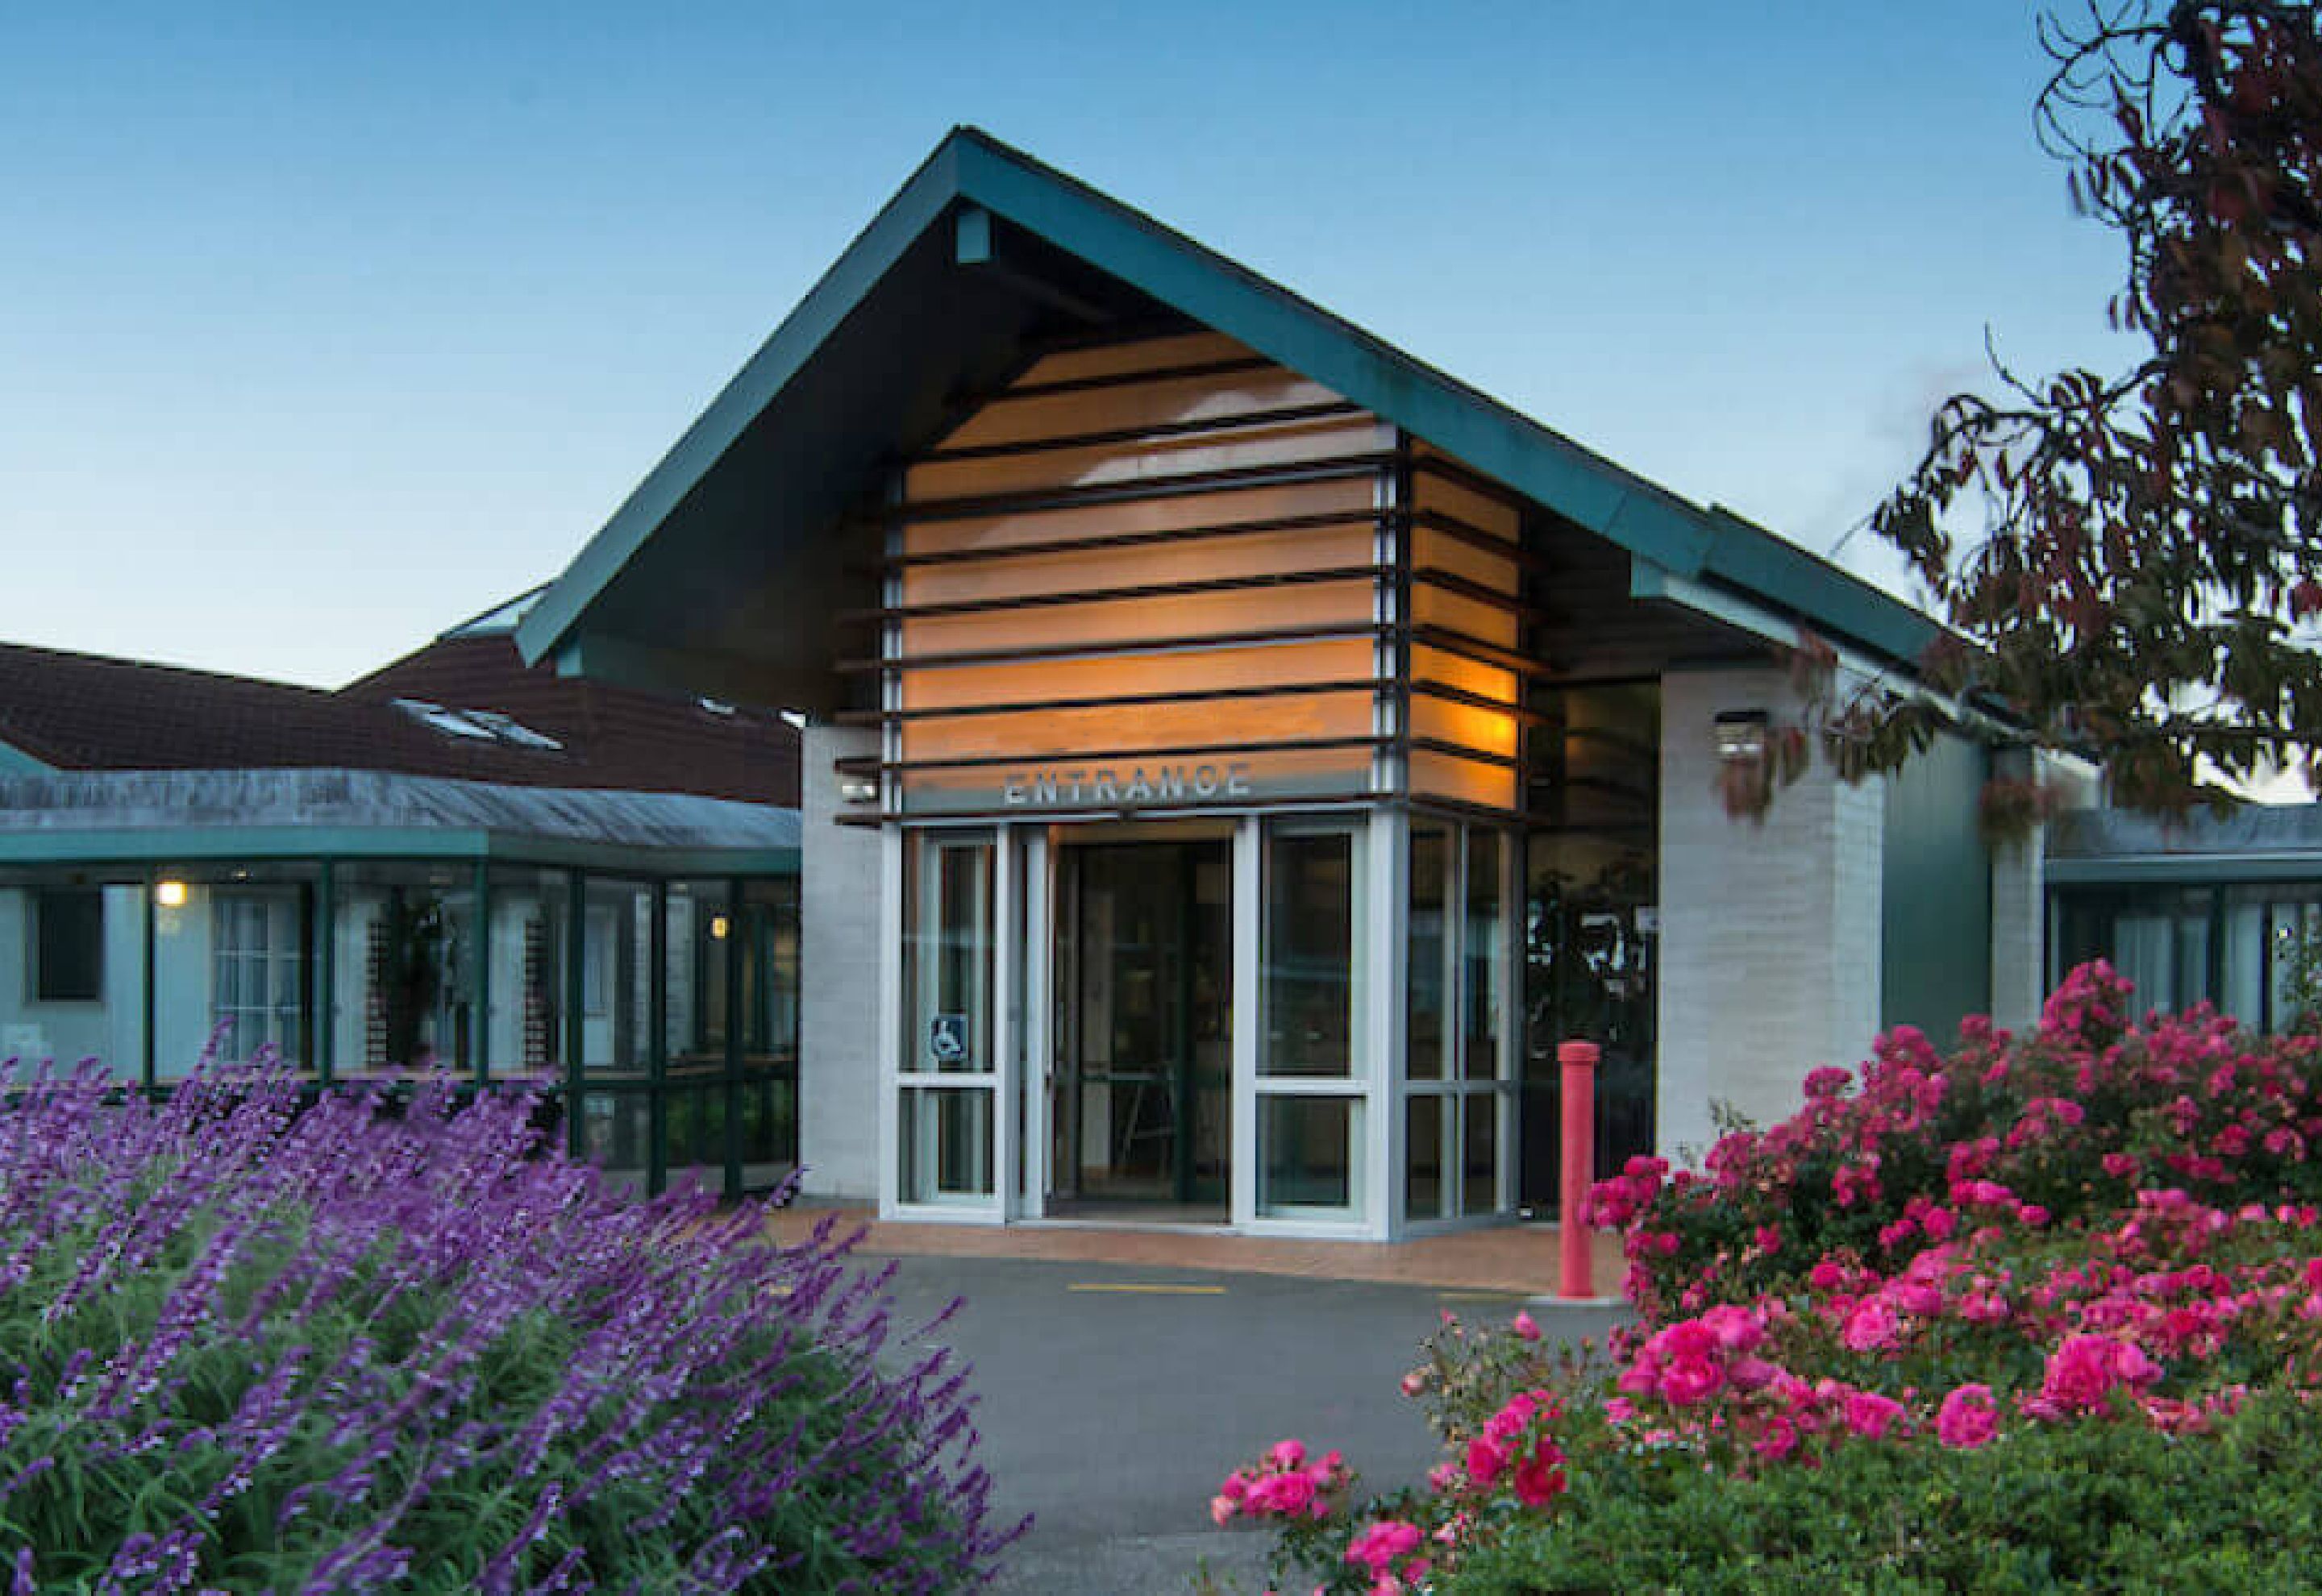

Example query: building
[2048,802,2322,1032]
[506,129,2050,1240]
[0,595,802,1197]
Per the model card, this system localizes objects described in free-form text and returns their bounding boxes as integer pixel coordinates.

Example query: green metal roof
[517,127,1941,704]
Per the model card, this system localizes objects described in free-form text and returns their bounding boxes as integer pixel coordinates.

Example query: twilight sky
[0,2,2133,689]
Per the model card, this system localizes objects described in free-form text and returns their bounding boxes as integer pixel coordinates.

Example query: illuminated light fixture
[838,775,880,804]
[709,914,730,941]
[1712,710,1769,764]
[154,879,189,908]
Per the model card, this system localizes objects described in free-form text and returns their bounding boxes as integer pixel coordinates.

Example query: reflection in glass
[1463,829,1505,1079]
[901,1087,994,1202]
[1408,825,1448,1080]
[1405,1093,1446,1220]
[1263,831,1354,1077]
[579,878,654,1076]
[1261,1095,1355,1214]
[906,838,993,1075]
[487,867,569,1079]
[1463,1092,1499,1216]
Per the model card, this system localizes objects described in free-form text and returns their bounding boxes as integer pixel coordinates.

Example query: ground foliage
[1213,963,2322,1593]
[0,1061,1024,1593]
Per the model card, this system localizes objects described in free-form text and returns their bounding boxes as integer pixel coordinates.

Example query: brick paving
[764,1203,1627,1296]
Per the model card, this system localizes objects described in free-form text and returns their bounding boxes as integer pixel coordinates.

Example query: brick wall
[1656,667,1885,1160]
[797,723,882,1199]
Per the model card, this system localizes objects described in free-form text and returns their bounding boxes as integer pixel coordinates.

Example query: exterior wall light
[838,774,880,804]
[709,914,730,941]
[154,879,189,908]
[1712,710,1769,764]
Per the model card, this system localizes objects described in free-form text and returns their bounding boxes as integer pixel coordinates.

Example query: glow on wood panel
[901,690,1377,763]
[898,580,1375,658]
[901,526,1375,609]
[1409,749,1517,811]
[897,640,1378,713]
[1410,646,1516,702]
[1410,696,1519,763]
[901,476,1376,560]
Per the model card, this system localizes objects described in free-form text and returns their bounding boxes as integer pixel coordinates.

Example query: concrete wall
[797,722,883,1199]
[1656,667,1885,1160]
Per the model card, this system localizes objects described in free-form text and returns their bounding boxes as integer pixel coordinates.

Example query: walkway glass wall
[2051,882,2322,1034]
[0,859,799,1199]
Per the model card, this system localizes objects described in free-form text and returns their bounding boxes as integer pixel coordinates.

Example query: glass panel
[578,1088,652,1193]
[901,1087,995,1202]
[666,1075,727,1194]
[905,837,993,1075]
[1407,824,1448,1081]
[485,867,569,1079]
[335,863,477,1079]
[1463,1092,1500,1216]
[1259,1095,1357,1215]
[1463,829,1506,1079]
[1405,1092,1446,1222]
[739,879,800,1178]
[664,879,739,1093]
[579,879,654,1078]
[1262,829,1355,1078]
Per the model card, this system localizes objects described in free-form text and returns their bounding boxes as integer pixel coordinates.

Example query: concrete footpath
[869,1253,1629,1595]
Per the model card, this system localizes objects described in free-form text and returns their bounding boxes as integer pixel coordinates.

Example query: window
[31,888,102,1003]
[212,889,306,1064]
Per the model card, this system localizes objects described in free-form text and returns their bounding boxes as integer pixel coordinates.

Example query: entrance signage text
[1001,762,1255,808]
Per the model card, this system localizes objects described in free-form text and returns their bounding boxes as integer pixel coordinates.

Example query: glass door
[1048,840,1230,1218]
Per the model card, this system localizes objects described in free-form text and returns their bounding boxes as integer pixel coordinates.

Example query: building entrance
[1049,840,1231,1220]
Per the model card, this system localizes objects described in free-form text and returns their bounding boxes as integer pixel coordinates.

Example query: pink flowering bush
[1212,966,2322,1590]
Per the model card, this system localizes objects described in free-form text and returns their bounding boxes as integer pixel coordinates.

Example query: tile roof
[0,628,798,808]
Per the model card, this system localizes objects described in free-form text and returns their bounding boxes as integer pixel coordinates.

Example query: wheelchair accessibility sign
[928,1013,970,1066]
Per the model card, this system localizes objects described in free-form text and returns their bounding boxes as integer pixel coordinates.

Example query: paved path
[872,1253,1629,1595]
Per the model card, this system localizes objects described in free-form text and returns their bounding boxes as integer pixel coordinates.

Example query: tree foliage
[1859,0,2322,812]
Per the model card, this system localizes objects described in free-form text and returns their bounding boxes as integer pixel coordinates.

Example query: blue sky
[0,2,2130,688]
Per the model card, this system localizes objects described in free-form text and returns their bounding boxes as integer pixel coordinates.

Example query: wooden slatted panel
[1405,452,1525,812]
[887,337,1392,815]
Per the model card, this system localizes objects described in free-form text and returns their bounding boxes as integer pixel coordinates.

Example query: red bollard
[1558,1040,1601,1299]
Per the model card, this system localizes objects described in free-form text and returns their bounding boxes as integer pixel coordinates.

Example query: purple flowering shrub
[0,1062,1022,1593]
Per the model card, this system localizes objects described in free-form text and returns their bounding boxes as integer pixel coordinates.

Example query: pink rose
[1512,1310,1542,1342]
[1844,1390,1905,1439]
[1658,1356,1723,1407]
[1210,1494,1238,1526]
[1936,1384,1999,1449]
[1512,1450,1568,1505]
[1465,1436,1508,1490]
[1841,1297,1900,1353]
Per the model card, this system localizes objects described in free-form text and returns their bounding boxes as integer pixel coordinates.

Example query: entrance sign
[928,1012,970,1066]
[1002,763,1253,808]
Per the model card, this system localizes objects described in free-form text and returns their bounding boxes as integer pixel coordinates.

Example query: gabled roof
[516,126,1939,708]
[0,612,799,807]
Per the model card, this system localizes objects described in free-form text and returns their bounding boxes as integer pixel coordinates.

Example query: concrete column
[1656,667,1884,1162]
[1987,749,2045,1032]
[797,722,883,1199]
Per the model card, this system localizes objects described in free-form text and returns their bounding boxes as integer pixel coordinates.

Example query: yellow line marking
[1066,1282,1228,1295]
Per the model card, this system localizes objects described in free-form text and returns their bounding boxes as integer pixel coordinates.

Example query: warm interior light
[154,879,189,908]
[709,914,730,941]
